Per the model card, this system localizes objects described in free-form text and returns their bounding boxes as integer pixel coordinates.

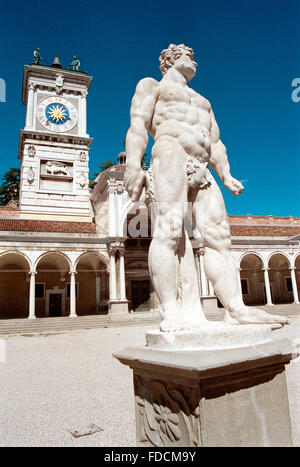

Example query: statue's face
[173,52,197,81]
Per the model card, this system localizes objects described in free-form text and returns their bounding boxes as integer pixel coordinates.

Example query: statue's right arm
[125,78,159,201]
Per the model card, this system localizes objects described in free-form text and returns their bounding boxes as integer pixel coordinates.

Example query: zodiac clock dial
[38,96,78,132]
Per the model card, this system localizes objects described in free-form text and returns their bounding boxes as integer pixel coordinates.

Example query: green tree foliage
[96,160,116,173]
[0,168,20,206]
[89,160,116,188]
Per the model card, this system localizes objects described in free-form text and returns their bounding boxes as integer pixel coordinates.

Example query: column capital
[30,270,37,276]
[108,241,125,256]
[118,246,125,256]
[28,82,35,92]
[194,247,205,257]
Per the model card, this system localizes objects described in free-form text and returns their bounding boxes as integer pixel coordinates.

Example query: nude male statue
[124,44,288,332]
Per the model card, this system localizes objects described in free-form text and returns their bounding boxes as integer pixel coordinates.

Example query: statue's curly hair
[159,43,194,75]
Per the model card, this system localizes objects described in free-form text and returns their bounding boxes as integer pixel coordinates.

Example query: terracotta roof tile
[0,219,96,234]
[230,225,300,237]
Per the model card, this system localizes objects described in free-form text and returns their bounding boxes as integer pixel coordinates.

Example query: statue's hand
[124,166,146,201]
[224,176,244,196]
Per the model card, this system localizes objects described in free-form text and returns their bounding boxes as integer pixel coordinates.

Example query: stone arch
[0,251,31,318]
[75,251,109,315]
[239,252,265,306]
[34,251,71,318]
[295,253,300,295]
[294,252,300,269]
[74,250,109,271]
[121,200,151,238]
[0,250,31,268]
[267,251,291,268]
[238,251,265,269]
[34,250,72,272]
[120,200,135,236]
[268,252,293,304]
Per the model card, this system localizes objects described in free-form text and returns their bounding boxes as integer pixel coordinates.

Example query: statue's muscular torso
[151,79,212,162]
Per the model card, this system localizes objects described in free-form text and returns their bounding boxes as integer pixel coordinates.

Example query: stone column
[199,249,208,296]
[290,267,300,304]
[26,83,35,129]
[28,271,36,319]
[263,267,273,306]
[96,274,101,310]
[197,248,218,314]
[109,248,117,300]
[208,281,214,296]
[69,271,77,317]
[237,268,243,295]
[108,181,117,237]
[194,249,201,297]
[108,242,130,320]
[119,247,126,300]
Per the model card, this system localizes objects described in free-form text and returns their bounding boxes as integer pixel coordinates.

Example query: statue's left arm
[209,109,244,196]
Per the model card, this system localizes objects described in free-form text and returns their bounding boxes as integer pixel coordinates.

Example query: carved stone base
[201,296,218,311]
[114,337,295,447]
[145,323,274,350]
[108,300,131,322]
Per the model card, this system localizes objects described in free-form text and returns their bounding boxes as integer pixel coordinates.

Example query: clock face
[38,96,78,133]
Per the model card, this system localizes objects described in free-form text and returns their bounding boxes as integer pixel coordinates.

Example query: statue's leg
[193,175,288,325]
[149,138,188,332]
[178,229,207,328]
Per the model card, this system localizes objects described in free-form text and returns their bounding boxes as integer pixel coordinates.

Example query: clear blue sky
[0,0,299,216]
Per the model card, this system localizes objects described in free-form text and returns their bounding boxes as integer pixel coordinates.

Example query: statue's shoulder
[190,88,212,111]
[135,77,159,95]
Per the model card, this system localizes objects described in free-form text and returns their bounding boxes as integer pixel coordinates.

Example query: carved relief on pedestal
[27,167,35,184]
[28,145,36,158]
[55,74,64,95]
[79,151,86,162]
[46,161,70,176]
[134,373,202,447]
[39,160,73,192]
[78,172,87,188]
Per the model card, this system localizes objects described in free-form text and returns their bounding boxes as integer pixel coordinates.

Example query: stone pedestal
[108,299,131,322]
[201,296,218,311]
[114,325,296,447]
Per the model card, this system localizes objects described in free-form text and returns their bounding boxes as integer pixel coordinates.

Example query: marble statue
[70,56,80,71]
[33,48,44,65]
[124,44,288,332]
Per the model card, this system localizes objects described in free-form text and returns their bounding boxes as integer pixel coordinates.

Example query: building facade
[0,60,299,320]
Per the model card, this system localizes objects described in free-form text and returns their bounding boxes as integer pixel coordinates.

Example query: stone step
[0,313,161,335]
[0,305,298,335]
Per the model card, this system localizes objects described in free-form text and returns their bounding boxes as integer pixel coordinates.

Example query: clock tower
[18,56,93,222]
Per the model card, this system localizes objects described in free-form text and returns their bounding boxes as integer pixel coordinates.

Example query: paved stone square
[0,315,299,447]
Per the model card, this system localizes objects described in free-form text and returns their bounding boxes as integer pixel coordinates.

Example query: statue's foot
[182,316,208,331]
[159,314,184,333]
[180,306,208,331]
[224,306,289,326]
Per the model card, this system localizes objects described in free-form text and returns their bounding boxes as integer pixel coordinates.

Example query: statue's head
[73,55,77,60]
[36,48,40,52]
[159,44,196,78]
